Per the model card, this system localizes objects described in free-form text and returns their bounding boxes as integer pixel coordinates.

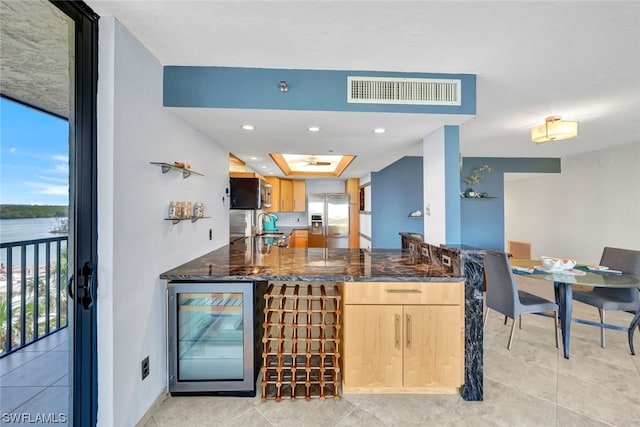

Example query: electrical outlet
[141,356,149,380]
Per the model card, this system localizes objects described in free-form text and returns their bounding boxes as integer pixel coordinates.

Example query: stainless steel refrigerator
[307,193,349,248]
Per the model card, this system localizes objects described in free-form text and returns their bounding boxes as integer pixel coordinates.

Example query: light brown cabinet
[265,176,279,213]
[341,281,464,394]
[264,177,306,213]
[293,180,306,212]
[290,229,309,248]
[345,178,360,248]
[280,178,293,211]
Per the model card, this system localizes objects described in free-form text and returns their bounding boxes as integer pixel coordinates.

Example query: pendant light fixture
[531,116,578,144]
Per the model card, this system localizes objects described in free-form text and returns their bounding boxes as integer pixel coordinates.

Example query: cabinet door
[345,178,359,248]
[403,305,464,388]
[343,305,403,388]
[280,178,293,211]
[292,180,306,212]
[292,230,308,248]
[265,177,280,213]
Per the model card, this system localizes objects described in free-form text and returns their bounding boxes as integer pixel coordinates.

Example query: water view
[1,217,64,243]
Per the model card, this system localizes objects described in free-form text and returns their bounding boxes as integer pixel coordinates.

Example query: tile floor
[0,327,70,426]
[143,276,640,427]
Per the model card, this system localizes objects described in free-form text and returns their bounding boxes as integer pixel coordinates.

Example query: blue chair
[483,250,559,349]
[572,247,640,354]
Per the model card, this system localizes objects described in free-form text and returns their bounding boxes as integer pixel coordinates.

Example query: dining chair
[483,250,559,350]
[572,247,640,352]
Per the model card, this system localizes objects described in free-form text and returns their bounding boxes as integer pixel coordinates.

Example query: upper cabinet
[293,180,306,212]
[265,177,306,213]
[345,178,360,248]
[280,178,293,212]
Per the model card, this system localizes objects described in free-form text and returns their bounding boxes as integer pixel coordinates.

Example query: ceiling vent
[347,76,461,106]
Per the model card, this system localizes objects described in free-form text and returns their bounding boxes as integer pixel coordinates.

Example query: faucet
[257,212,269,234]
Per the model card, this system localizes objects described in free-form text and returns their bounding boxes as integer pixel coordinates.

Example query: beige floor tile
[342,394,459,426]
[149,395,257,426]
[224,408,273,427]
[556,364,640,426]
[555,406,614,427]
[631,351,640,374]
[335,407,385,426]
[484,349,557,403]
[142,417,158,427]
[255,397,356,426]
[447,379,556,427]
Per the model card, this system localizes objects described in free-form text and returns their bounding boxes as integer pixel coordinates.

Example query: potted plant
[462,165,493,198]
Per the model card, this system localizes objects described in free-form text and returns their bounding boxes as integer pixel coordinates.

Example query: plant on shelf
[461,164,493,198]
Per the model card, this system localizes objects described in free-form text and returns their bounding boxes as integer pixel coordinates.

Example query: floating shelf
[408,215,424,218]
[150,162,203,178]
[461,196,498,200]
[165,216,210,224]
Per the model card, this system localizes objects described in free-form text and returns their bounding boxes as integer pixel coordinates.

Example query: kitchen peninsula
[160,237,483,401]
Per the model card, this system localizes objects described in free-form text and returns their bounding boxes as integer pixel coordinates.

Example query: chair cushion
[517,290,558,315]
[573,289,640,311]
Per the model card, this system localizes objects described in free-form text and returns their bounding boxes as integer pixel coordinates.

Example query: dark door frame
[50,1,99,426]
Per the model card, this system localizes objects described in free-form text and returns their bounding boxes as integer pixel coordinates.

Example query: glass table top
[510,259,640,288]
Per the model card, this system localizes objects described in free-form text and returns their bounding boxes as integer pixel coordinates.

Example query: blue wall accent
[371,156,424,249]
[164,66,476,115]
[444,125,461,245]
[460,157,561,250]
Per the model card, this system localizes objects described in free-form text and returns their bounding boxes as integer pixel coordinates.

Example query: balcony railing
[0,236,68,357]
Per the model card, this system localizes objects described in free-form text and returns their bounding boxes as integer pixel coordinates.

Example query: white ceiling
[87,0,640,178]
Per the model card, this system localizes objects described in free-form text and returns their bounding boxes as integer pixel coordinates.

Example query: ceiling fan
[305,157,332,166]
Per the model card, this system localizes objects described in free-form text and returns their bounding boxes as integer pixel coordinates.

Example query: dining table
[510,259,640,359]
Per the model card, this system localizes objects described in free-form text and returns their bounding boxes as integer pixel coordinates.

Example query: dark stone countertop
[399,232,485,254]
[160,238,463,282]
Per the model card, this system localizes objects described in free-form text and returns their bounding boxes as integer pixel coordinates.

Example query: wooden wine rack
[261,282,341,401]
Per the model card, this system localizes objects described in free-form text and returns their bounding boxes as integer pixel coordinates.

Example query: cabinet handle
[395,314,401,350]
[406,314,412,350]
[385,289,422,294]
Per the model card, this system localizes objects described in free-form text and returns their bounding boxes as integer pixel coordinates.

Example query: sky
[0,97,69,205]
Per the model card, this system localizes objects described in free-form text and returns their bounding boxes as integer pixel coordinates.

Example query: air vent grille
[347,76,461,106]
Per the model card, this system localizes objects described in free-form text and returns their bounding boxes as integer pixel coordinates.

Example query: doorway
[0,1,98,425]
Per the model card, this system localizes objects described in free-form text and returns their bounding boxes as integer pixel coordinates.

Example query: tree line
[0,204,68,219]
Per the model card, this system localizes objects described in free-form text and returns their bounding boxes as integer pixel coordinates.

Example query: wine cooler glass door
[177,291,245,381]
[169,282,255,394]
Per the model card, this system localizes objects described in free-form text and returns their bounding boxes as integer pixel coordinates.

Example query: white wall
[423,128,446,245]
[97,18,230,426]
[505,142,640,264]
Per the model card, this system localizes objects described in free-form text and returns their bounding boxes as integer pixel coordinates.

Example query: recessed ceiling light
[308,126,320,132]
[250,156,257,160]
[261,165,267,169]
[242,124,254,130]
[374,128,386,134]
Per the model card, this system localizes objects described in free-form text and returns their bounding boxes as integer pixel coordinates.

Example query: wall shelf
[460,196,498,200]
[150,162,203,178]
[165,216,210,225]
[408,215,424,218]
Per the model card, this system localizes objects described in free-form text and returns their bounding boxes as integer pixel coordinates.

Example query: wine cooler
[167,282,265,396]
